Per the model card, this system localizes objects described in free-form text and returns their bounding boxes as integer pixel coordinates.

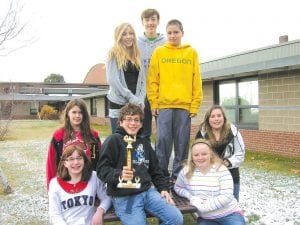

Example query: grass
[5,120,111,141]
[6,120,61,141]
[244,150,300,176]
[0,120,299,225]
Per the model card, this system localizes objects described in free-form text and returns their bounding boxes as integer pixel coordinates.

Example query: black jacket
[97,127,169,196]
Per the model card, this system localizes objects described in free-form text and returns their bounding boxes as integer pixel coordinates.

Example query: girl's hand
[91,207,104,225]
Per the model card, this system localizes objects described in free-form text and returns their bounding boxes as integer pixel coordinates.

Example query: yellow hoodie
[147,43,203,114]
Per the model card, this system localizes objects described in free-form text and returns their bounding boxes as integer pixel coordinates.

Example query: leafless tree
[0,0,34,192]
[0,0,36,56]
[0,84,15,193]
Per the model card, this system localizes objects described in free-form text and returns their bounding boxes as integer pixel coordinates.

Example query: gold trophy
[117,135,141,189]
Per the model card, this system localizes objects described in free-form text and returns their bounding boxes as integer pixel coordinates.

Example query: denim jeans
[112,187,183,225]
[234,183,240,201]
[141,98,152,143]
[110,117,118,134]
[197,212,245,225]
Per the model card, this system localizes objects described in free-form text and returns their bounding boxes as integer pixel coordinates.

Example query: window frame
[214,76,258,129]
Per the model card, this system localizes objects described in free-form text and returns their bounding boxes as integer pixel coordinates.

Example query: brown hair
[185,139,222,179]
[166,19,183,32]
[57,143,92,182]
[141,8,160,20]
[118,103,144,122]
[61,99,96,145]
[200,105,231,147]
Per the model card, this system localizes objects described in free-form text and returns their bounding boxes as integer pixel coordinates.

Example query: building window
[216,77,258,129]
[91,98,97,116]
[30,101,39,115]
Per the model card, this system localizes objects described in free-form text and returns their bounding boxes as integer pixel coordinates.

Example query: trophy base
[117,182,141,189]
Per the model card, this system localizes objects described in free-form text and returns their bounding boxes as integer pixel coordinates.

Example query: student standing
[97,103,183,225]
[174,139,245,225]
[106,23,146,133]
[195,105,245,200]
[138,8,166,142]
[147,19,203,184]
[48,144,111,225]
[46,99,101,190]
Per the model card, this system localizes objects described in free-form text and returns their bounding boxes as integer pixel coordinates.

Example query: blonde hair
[107,23,141,70]
[185,138,222,179]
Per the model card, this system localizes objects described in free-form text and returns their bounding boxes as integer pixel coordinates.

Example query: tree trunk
[0,167,12,194]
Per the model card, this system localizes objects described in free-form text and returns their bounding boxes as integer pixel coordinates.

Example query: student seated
[97,103,183,225]
[174,139,245,225]
[48,143,111,225]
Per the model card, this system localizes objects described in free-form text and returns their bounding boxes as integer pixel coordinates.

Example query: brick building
[1,38,299,157]
[197,37,300,157]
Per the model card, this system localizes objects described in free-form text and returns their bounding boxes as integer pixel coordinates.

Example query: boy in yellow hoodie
[147,19,203,185]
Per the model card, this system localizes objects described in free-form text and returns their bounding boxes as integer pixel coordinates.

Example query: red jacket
[46,127,101,190]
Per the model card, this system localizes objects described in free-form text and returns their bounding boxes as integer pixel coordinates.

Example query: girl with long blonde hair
[106,23,145,133]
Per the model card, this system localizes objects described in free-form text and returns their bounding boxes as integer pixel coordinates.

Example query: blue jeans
[141,98,152,143]
[198,212,245,225]
[112,187,183,225]
[110,117,118,134]
[234,183,240,201]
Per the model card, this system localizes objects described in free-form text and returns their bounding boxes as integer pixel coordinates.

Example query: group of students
[46,8,246,225]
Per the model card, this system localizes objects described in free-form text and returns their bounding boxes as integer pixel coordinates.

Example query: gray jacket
[106,58,146,118]
[137,33,166,74]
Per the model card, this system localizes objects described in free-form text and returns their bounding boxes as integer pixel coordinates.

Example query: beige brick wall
[83,99,91,115]
[89,97,109,126]
[12,102,30,116]
[96,97,105,117]
[192,81,214,126]
[259,69,300,132]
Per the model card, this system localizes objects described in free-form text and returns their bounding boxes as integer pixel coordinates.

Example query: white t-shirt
[48,171,111,225]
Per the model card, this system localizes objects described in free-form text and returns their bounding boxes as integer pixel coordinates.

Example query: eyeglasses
[123,118,141,123]
[65,156,83,162]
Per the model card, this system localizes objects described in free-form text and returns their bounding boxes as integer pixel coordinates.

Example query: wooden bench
[103,190,197,222]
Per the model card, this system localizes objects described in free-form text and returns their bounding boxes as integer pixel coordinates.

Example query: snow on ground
[0,140,299,225]
[240,168,300,225]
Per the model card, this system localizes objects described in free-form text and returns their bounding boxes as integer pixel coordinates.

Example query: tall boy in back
[138,8,166,142]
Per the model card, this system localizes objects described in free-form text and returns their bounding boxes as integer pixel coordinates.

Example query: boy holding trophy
[97,103,183,225]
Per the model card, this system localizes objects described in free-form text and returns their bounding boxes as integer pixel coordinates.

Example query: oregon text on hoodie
[137,33,166,73]
[147,42,203,114]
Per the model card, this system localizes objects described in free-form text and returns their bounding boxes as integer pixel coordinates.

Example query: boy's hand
[152,109,159,117]
[161,191,175,205]
[189,113,196,118]
[121,166,134,181]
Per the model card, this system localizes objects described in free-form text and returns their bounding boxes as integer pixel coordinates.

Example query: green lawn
[244,150,300,176]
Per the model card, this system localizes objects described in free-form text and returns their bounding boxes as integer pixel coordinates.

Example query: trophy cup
[117,135,141,189]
